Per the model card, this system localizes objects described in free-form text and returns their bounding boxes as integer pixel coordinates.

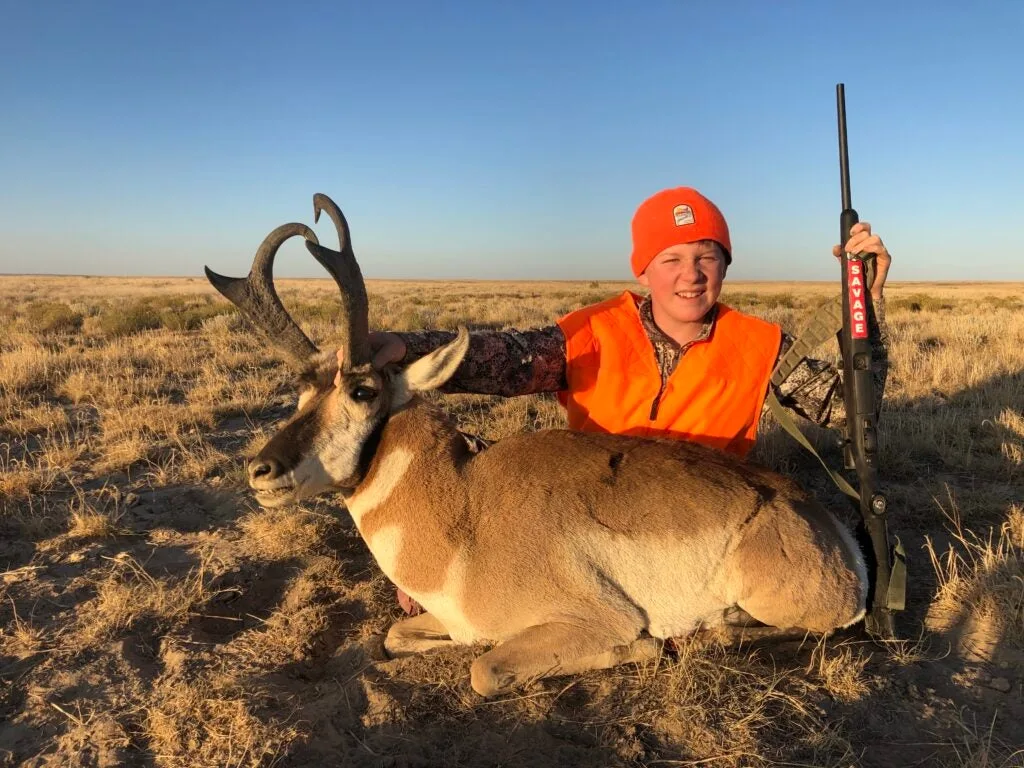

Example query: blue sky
[1,1,1021,281]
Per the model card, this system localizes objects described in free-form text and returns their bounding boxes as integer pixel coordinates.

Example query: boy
[372,187,891,452]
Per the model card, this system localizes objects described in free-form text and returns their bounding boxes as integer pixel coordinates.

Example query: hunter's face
[638,240,727,326]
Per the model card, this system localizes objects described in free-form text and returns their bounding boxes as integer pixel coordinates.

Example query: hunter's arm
[395,326,568,396]
[771,296,889,427]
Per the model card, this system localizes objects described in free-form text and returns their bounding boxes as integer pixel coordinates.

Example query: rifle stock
[836,83,903,638]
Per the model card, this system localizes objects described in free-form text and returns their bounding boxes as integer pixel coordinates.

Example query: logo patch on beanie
[672,204,695,226]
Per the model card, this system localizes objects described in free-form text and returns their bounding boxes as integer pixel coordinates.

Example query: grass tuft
[927,499,1024,652]
[97,301,163,337]
[23,300,85,334]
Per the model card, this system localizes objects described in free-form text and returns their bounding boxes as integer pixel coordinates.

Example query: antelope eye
[351,385,378,402]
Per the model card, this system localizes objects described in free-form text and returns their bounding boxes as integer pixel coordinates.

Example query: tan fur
[246,339,868,697]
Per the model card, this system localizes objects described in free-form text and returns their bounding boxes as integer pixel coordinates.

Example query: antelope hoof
[469,658,518,698]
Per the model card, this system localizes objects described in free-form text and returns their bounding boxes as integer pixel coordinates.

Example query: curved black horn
[308,193,371,368]
[205,222,321,370]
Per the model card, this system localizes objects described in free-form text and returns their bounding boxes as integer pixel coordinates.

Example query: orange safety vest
[556,291,782,457]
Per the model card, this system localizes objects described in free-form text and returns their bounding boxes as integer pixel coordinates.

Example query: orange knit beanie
[630,187,732,277]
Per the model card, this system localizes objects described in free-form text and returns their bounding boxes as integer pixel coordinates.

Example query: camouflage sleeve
[770,297,889,428]
[395,326,568,396]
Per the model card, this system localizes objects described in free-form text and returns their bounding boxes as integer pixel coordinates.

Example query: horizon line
[3,273,1023,287]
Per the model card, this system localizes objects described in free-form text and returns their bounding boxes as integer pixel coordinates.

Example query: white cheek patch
[291,412,382,499]
[345,447,413,527]
[321,418,378,479]
[290,456,333,501]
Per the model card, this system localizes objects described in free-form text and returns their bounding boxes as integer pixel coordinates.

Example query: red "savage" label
[848,260,868,339]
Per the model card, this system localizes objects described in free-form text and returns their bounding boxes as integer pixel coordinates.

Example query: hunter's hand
[368,332,406,369]
[832,221,891,300]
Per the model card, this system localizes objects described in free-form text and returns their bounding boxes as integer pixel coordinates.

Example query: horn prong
[313,192,349,252]
[306,194,371,369]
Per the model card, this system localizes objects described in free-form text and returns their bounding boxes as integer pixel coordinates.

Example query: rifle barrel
[835,83,899,638]
[837,84,852,213]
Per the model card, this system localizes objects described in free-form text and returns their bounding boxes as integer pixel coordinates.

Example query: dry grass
[941,712,1024,768]
[2,276,1023,766]
[237,508,335,561]
[76,551,222,646]
[143,670,301,768]
[926,500,1024,657]
[67,508,124,540]
[807,637,872,703]
[5,604,45,660]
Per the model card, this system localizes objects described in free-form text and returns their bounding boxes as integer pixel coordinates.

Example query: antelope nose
[247,457,284,485]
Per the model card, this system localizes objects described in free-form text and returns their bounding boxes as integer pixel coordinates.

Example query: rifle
[835,83,906,639]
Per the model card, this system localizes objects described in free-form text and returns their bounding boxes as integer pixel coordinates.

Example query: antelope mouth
[253,487,297,508]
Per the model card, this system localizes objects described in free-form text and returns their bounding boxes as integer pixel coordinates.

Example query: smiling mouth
[675,290,705,299]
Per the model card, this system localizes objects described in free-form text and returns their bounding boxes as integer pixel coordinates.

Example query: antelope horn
[205,222,321,370]
[307,193,371,368]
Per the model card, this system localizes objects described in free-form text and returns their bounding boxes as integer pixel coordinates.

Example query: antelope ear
[397,327,470,398]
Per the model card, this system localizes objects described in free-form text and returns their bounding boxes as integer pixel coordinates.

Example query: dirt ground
[1,277,1022,766]
[2,482,1022,767]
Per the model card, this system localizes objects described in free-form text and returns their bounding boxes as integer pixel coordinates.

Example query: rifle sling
[888,537,908,612]
[766,390,860,502]
[767,295,860,500]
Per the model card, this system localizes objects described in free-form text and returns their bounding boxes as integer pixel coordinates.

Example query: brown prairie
[2,272,1023,765]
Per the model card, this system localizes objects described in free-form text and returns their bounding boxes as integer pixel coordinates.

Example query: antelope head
[206,194,468,507]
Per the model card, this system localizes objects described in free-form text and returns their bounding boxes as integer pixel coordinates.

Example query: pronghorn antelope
[206,193,868,697]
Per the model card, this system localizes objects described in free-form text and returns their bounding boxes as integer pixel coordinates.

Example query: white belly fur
[575,528,735,638]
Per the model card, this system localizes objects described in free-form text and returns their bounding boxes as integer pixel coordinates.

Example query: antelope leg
[470,623,662,698]
[384,612,456,657]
